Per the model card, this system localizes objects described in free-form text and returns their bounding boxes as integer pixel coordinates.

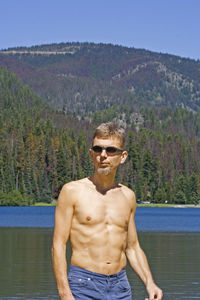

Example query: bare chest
[73,190,131,229]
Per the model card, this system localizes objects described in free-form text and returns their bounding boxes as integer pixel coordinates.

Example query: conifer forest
[0,43,200,205]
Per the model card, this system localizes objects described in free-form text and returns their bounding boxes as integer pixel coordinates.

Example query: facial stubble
[97,167,111,175]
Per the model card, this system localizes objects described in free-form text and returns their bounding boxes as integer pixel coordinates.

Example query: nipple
[86,216,91,221]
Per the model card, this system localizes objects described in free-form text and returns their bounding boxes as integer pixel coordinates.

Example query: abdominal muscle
[70,222,128,275]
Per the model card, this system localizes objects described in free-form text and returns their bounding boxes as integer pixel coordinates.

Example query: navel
[86,216,91,221]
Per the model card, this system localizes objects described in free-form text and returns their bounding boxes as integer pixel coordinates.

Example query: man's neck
[90,172,117,193]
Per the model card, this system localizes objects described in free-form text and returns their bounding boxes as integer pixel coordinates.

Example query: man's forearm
[126,246,154,285]
[126,246,163,299]
[52,243,73,299]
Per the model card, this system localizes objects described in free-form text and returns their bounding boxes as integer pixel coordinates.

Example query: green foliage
[0,66,200,205]
[0,190,33,206]
[154,188,167,203]
[174,191,187,205]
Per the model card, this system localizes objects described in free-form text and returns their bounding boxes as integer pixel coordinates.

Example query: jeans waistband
[69,265,126,280]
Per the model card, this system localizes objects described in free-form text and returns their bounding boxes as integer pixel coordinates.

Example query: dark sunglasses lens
[92,146,121,153]
[92,146,102,152]
[106,147,118,153]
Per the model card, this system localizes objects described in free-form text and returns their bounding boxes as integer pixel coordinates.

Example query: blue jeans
[68,265,132,300]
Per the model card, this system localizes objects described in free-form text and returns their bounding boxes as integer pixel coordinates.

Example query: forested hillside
[1,42,200,117]
[0,66,200,205]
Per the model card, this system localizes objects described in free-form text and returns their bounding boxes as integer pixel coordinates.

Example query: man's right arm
[52,183,75,300]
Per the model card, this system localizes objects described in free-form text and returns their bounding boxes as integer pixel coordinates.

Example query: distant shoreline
[31,202,200,208]
[137,204,200,208]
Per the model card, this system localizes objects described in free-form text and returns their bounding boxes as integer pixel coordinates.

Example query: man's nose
[100,149,107,157]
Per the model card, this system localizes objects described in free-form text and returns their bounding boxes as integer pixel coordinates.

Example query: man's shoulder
[120,184,136,205]
[120,184,135,197]
[61,177,90,194]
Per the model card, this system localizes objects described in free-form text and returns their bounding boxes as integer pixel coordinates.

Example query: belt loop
[90,272,94,281]
[117,270,122,279]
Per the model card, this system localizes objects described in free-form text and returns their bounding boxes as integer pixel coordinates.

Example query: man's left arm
[125,192,163,300]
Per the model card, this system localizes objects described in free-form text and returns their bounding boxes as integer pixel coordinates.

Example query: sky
[0,0,200,60]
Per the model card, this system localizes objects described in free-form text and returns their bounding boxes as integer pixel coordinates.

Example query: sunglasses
[91,145,123,154]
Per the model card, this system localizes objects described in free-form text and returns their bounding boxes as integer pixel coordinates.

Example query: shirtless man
[52,122,163,300]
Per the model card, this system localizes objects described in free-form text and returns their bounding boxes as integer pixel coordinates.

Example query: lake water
[0,207,200,299]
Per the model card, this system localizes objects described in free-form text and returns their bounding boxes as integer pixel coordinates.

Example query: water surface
[0,228,199,299]
[0,207,200,299]
[1,207,200,231]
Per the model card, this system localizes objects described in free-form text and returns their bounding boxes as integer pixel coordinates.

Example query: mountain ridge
[0,42,200,117]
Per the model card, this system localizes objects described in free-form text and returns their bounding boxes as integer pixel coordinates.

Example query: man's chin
[97,167,111,175]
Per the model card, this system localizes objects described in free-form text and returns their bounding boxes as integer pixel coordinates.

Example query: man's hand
[60,296,74,300]
[60,296,75,300]
[145,281,163,300]
[59,290,75,300]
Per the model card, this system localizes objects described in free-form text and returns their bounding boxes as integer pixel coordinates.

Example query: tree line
[0,67,200,205]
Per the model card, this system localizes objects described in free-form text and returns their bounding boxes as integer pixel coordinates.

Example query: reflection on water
[0,228,57,299]
[129,232,200,299]
[0,228,200,299]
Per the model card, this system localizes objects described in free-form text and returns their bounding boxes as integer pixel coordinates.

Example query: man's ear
[89,148,94,161]
[120,151,128,164]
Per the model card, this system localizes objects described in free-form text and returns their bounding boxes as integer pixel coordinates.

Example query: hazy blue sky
[1,0,199,60]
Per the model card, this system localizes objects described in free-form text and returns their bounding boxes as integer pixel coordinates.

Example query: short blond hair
[93,122,126,149]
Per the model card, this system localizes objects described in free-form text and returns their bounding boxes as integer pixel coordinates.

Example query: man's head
[90,122,127,176]
[92,122,126,149]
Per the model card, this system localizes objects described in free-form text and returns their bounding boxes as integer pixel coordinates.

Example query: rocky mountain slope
[1,42,200,117]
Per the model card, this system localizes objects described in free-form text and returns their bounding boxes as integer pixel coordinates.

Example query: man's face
[90,137,127,175]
